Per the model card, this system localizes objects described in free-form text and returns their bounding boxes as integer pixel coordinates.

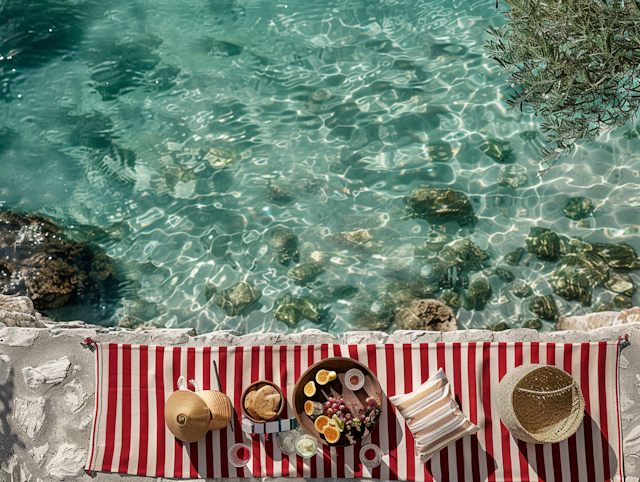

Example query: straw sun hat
[165,377,232,443]
[497,364,585,444]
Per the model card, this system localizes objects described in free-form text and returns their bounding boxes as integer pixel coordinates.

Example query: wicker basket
[497,364,585,444]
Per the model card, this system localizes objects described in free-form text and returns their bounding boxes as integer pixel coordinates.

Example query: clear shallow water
[1,0,639,334]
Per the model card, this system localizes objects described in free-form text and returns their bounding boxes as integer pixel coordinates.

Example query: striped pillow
[389,368,478,464]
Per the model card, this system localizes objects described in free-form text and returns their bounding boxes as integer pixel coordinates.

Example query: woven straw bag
[497,364,585,444]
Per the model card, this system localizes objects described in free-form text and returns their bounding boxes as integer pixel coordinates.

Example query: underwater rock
[436,239,491,273]
[206,281,261,317]
[325,229,384,253]
[414,231,452,258]
[313,285,359,301]
[525,227,561,261]
[494,268,515,282]
[479,138,514,163]
[498,165,527,188]
[69,111,114,149]
[427,141,454,162]
[489,321,509,331]
[0,126,17,155]
[395,299,458,331]
[266,183,294,204]
[624,129,639,139]
[562,197,594,221]
[439,290,461,309]
[612,294,633,309]
[145,64,181,93]
[564,238,593,254]
[551,252,609,305]
[267,227,299,266]
[0,211,120,312]
[463,275,492,310]
[202,38,243,57]
[288,260,324,285]
[528,295,559,321]
[504,247,525,266]
[86,35,163,101]
[405,187,476,226]
[350,294,398,331]
[521,318,542,329]
[605,272,635,297]
[274,294,329,327]
[518,131,538,141]
[590,242,640,269]
[510,280,533,299]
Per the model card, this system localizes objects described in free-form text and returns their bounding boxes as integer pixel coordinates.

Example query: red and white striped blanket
[86,341,624,481]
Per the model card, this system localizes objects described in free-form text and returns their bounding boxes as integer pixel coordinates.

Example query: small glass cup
[360,443,382,468]
[294,432,319,458]
[276,430,297,455]
[229,443,252,467]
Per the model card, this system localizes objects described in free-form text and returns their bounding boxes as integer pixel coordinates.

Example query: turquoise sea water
[1,0,639,334]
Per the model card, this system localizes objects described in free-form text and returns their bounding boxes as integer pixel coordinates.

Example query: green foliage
[486,0,640,172]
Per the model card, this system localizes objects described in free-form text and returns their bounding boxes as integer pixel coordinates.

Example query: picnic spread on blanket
[85,340,626,481]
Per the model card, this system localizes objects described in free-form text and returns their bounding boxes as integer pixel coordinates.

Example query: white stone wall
[1,322,639,481]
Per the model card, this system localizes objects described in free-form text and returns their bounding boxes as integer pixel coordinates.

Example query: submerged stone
[326,229,383,253]
[528,295,559,321]
[518,131,538,141]
[288,260,324,285]
[551,252,609,305]
[414,231,453,259]
[504,247,525,266]
[437,239,491,273]
[624,129,639,139]
[274,294,329,327]
[439,290,461,309]
[266,228,299,266]
[69,111,114,149]
[591,243,640,269]
[266,183,294,204]
[463,275,492,311]
[494,268,515,282]
[313,285,359,300]
[350,294,398,331]
[562,197,594,221]
[405,187,476,226]
[498,165,527,188]
[521,318,542,329]
[510,280,533,299]
[207,281,261,317]
[395,299,458,331]
[479,138,514,163]
[612,294,633,309]
[526,227,561,261]
[489,321,509,331]
[605,273,635,297]
[427,141,454,162]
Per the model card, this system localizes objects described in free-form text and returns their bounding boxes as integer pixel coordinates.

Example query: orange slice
[323,425,341,444]
[314,415,330,434]
[315,369,337,385]
[304,380,316,397]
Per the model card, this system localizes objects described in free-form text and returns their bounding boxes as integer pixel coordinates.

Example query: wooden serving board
[292,357,383,447]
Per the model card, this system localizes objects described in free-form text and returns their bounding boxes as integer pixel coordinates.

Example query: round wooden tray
[293,357,383,447]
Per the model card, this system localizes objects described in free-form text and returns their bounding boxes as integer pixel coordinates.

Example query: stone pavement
[1,321,639,482]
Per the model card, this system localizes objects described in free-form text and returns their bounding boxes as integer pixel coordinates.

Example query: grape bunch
[323,396,350,423]
[322,396,382,434]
